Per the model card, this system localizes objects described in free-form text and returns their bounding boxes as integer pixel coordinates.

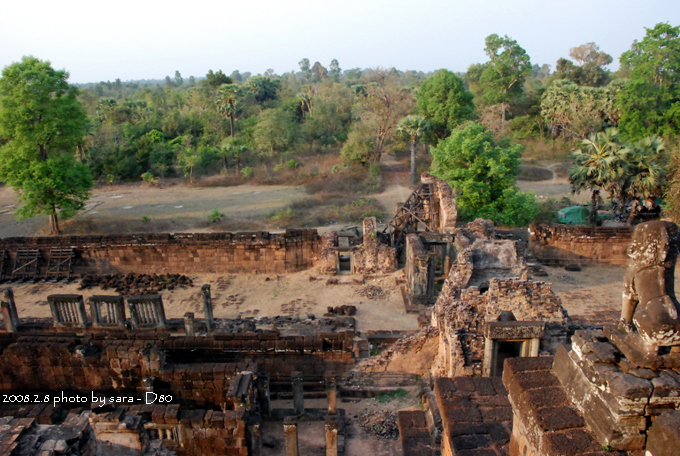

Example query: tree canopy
[618,23,680,139]
[430,122,537,227]
[416,69,474,139]
[0,56,92,234]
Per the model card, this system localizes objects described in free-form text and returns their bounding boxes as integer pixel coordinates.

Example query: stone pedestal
[247,422,262,456]
[0,288,19,332]
[257,372,271,418]
[292,371,304,416]
[184,312,195,336]
[325,371,337,415]
[325,415,339,456]
[202,284,215,332]
[283,416,298,456]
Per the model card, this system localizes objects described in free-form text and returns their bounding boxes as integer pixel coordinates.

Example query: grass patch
[518,166,553,182]
[376,388,409,404]
[519,138,572,161]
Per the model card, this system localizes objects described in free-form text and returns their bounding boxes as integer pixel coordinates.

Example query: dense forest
[1,22,679,231]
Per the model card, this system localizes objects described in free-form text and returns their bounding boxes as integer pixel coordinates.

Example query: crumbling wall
[353,217,397,274]
[529,223,632,265]
[432,278,567,377]
[405,234,429,304]
[316,218,397,275]
[0,230,321,276]
[0,330,356,405]
[421,173,457,233]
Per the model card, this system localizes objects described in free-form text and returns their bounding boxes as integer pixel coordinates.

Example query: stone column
[325,415,339,456]
[247,422,263,456]
[291,371,304,416]
[0,288,19,333]
[257,372,271,418]
[184,312,195,336]
[201,284,215,332]
[325,371,337,415]
[283,416,299,456]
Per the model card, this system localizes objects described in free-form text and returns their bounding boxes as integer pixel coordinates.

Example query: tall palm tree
[570,128,626,224]
[397,115,430,185]
[216,84,242,137]
[624,135,665,223]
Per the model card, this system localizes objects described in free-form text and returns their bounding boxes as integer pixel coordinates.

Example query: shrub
[287,159,299,169]
[208,209,225,223]
[241,167,254,178]
[270,207,294,223]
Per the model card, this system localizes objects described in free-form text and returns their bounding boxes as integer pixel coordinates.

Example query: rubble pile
[357,411,399,440]
[326,305,357,316]
[357,284,387,300]
[79,273,194,296]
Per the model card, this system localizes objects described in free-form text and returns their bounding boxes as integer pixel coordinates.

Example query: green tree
[353,68,413,164]
[540,80,621,139]
[253,108,292,156]
[245,76,280,103]
[570,128,626,223]
[0,56,92,234]
[554,43,613,87]
[204,69,232,89]
[177,147,201,182]
[416,69,475,139]
[467,34,532,129]
[396,115,430,184]
[430,123,537,226]
[618,23,680,139]
[216,83,242,137]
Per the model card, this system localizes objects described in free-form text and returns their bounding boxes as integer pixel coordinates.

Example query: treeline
[77,61,430,181]
[64,22,680,228]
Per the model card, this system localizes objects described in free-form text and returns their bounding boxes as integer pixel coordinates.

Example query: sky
[1,0,678,84]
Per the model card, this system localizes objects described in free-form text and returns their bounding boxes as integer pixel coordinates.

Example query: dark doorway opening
[338,254,351,273]
[493,341,524,376]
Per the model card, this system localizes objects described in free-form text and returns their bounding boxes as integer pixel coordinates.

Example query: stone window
[482,320,545,377]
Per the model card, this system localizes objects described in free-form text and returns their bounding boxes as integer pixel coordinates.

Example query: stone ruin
[1,174,678,455]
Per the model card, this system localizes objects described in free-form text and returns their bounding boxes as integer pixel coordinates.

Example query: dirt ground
[261,394,418,456]
[8,271,419,333]
[0,183,309,238]
[517,162,590,204]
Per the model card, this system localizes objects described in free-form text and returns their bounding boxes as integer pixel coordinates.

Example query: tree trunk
[410,138,417,185]
[229,116,235,137]
[501,102,507,133]
[588,189,599,225]
[50,204,59,235]
[628,200,639,225]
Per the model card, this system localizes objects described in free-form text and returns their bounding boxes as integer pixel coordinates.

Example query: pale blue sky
[1,0,678,83]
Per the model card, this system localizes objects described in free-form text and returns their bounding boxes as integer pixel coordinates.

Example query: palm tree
[569,128,626,224]
[216,84,242,137]
[624,135,665,223]
[397,115,430,185]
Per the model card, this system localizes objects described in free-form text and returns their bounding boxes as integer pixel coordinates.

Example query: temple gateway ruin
[0,174,679,455]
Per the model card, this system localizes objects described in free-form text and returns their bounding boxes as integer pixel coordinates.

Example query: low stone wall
[529,224,632,265]
[0,229,321,276]
[0,329,356,404]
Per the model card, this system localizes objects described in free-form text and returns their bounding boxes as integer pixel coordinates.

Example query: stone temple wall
[0,229,321,276]
[432,277,567,377]
[529,223,632,265]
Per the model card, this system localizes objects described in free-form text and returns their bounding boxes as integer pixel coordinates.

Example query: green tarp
[557,206,589,224]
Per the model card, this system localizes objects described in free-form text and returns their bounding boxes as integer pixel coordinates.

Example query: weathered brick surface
[0,230,322,276]
[502,356,621,456]
[529,224,632,265]
[433,375,512,456]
